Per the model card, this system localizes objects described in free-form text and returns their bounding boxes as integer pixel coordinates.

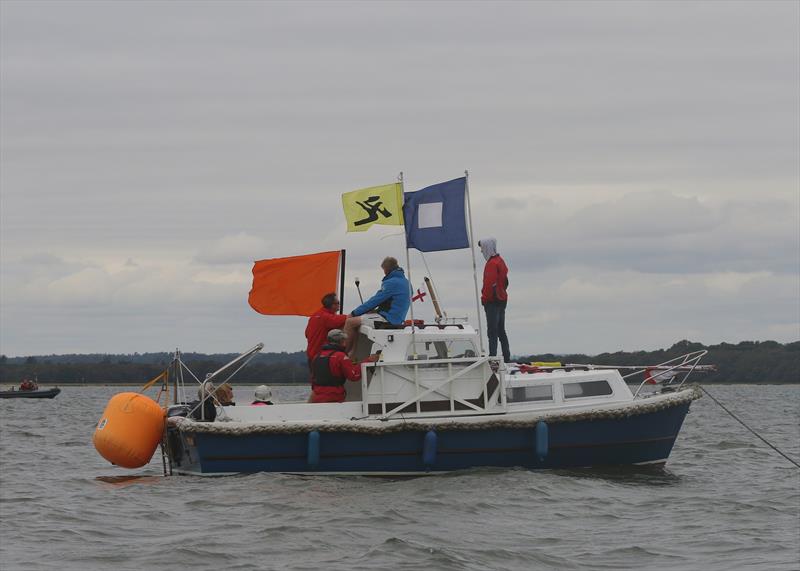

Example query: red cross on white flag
[412,286,427,302]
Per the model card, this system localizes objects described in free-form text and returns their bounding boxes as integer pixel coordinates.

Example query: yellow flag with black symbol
[342,183,404,232]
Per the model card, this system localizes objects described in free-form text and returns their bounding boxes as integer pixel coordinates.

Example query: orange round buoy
[93,392,165,468]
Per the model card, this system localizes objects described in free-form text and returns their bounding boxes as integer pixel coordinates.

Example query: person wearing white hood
[478,237,511,362]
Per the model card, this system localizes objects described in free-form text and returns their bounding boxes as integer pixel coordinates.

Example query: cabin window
[563,380,612,399]
[407,340,477,360]
[448,340,477,358]
[506,384,554,403]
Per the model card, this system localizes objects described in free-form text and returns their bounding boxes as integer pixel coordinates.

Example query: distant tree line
[519,340,799,384]
[0,351,309,385]
[0,340,797,385]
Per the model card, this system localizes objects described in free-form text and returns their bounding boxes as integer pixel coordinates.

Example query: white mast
[400,172,418,355]
[465,170,485,355]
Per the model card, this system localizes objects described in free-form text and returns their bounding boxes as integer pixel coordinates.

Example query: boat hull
[168,400,692,475]
[0,388,61,399]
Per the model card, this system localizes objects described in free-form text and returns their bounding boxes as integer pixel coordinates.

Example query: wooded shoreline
[1,340,797,384]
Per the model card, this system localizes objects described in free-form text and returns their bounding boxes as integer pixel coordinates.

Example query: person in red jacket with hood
[305,292,349,368]
[479,237,511,362]
[310,329,377,403]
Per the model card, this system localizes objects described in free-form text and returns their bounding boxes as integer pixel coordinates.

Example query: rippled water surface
[1,384,798,570]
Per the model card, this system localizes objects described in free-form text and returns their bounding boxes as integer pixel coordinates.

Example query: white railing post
[498,364,508,410]
[361,362,370,417]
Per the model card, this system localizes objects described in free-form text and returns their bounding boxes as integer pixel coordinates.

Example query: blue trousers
[484,301,511,362]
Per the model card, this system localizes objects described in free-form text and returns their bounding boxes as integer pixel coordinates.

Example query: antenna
[354,277,364,303]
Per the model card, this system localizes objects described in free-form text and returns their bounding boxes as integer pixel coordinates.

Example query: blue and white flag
[403,177,469,252]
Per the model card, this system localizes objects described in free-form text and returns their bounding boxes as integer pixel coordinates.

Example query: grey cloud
[568,191,716,239]
[194,233,270,265]
[1,1,797,355]
[484,191,798,275]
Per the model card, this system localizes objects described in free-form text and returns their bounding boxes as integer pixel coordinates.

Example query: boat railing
[625,350,710,398]
[564,350,713,398]
[361,356,506,420]
[169,343,264,420]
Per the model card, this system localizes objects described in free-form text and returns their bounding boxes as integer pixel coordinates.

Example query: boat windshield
[407,340,477,360]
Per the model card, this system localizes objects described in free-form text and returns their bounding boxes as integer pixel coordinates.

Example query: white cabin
[221,321,639,424]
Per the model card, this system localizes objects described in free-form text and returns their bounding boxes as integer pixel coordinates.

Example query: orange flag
[248,250,343,317]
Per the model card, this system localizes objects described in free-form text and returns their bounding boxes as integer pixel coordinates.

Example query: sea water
[0,384,798,570]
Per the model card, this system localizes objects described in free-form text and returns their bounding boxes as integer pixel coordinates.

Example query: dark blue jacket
[352,268,411,325]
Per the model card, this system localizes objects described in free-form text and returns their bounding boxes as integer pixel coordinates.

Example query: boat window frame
[505,383,554,403]
[562,379,614,400]
[407,339,478,361]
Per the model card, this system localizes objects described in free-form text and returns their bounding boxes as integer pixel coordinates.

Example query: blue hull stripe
[173,402,691,474]
[203,435,677,462]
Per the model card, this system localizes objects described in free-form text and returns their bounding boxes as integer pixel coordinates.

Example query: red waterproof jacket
[310,345,364,403]
[305,307,348,362]
[481,255,509,304]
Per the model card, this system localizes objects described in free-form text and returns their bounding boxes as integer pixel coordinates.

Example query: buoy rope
[701,386,800,469]
[160,431,169,476]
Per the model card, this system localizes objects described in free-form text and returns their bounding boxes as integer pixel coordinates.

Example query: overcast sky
[1,1,798,357]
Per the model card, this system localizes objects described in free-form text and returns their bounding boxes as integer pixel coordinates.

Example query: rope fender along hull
[167,389,697,475]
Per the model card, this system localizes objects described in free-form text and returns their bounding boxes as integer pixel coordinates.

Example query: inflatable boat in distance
[0,387,61,399]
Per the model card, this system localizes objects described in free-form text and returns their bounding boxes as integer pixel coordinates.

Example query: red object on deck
[518,365,542,374]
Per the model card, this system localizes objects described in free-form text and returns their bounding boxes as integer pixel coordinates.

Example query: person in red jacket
[479,237,511,362]
[310,329,377,403]
[305,292,349,368]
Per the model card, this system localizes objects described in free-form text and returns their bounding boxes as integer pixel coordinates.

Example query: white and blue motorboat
[163,321,710,476]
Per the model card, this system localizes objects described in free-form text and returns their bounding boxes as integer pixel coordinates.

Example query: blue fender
[535,421,549,461]
[422,430,437,468]
[307,430,320,469]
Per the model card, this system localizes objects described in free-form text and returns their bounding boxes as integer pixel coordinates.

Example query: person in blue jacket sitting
[344,256,411,356]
